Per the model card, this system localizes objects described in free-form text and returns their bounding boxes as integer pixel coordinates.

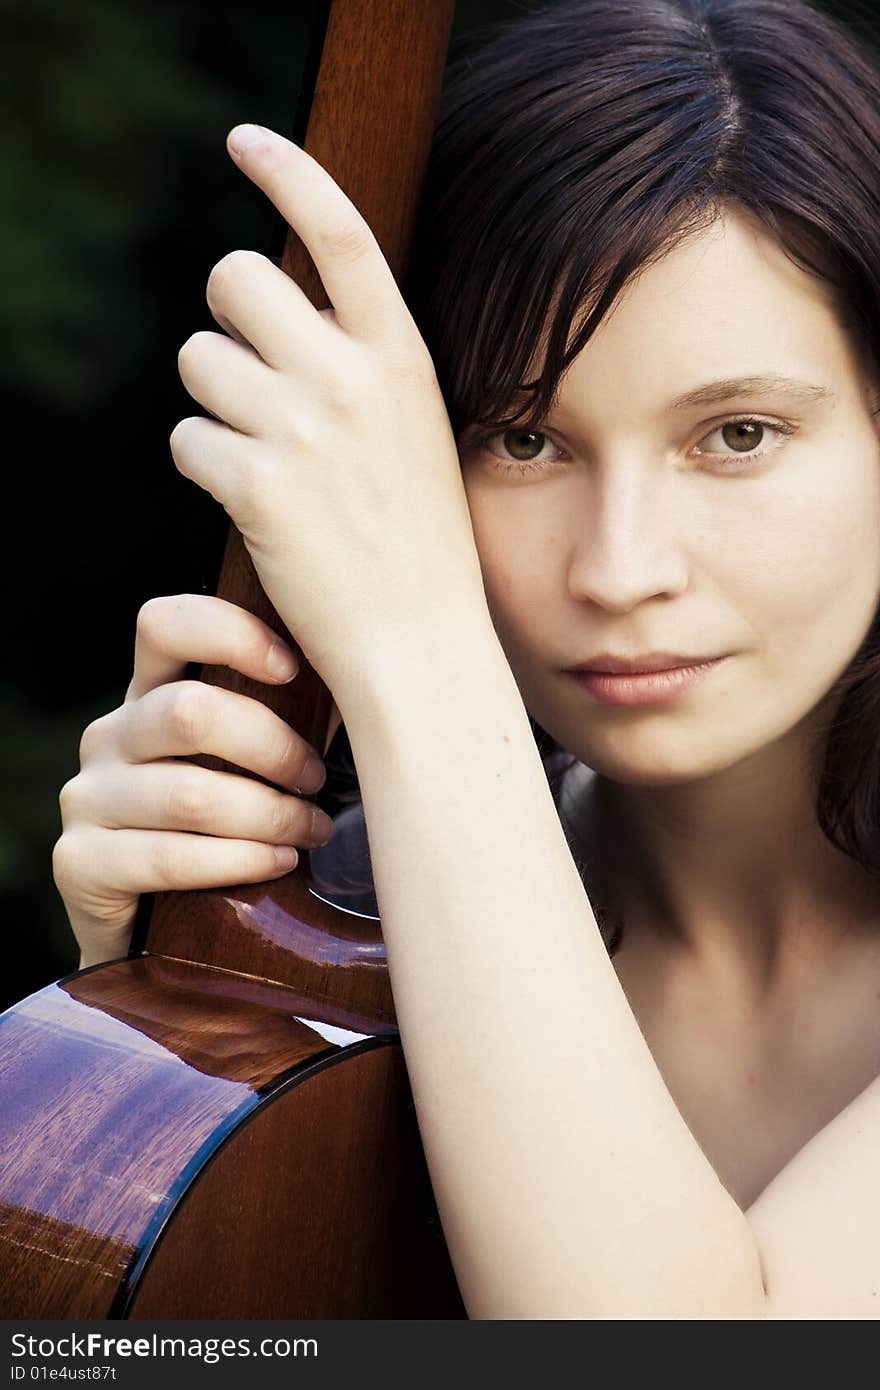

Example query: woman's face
[458,206,880,786]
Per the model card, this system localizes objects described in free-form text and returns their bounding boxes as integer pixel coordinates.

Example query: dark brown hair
[321,0,880,953]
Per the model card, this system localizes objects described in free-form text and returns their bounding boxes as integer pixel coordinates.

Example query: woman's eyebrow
[668,374,835,410]
[464,374,835,432]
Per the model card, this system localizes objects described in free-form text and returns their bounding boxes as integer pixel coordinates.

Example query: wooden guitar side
[0,957,464,1317]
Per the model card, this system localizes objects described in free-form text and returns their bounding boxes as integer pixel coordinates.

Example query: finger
[225,123,409,345]
[212,309,252,350]
[169,414,266,523]
[72,762,332,847]
[205,249,339,372]
[116,681,325,793]
[176,329,279,435]
[205,250,315,361]
[72,826,302,897]
[128,594,299,702]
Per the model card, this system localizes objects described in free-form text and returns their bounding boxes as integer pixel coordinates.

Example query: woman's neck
[557,741,880,1006]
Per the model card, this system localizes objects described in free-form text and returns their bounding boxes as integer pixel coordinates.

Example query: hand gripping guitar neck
[0,0,465,1320]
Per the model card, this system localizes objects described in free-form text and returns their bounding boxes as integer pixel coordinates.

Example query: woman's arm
[173,130,764,1318]
[333,613,767,1321]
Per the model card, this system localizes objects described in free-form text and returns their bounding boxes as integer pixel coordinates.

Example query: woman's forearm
[333,616,767,1320]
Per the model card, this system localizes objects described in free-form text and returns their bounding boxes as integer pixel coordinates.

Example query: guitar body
[0,954,465,1317]
[0,0,467,1316]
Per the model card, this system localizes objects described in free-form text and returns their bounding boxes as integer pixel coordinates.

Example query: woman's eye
[475,428,564,475]
[694,417,796,467]
[467,415,797,478]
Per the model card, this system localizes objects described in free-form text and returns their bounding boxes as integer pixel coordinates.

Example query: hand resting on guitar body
[51,592,334,970]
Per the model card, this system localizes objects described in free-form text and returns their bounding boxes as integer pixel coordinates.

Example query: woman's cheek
[738,461,880,700]
[464,485,556,643]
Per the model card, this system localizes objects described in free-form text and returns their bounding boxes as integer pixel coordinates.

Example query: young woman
[52,0,880,1318]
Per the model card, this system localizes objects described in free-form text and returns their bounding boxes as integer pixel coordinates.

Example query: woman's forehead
[538,212,857,413]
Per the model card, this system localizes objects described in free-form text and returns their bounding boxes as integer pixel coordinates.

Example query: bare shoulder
[611,907,880,1319]
[746,1065,880,1319]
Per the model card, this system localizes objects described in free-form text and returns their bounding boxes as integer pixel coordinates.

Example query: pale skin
[52,123,880,1317]
[458,207,880,1225]
[53,593,341,968]
[462,211,880,1001]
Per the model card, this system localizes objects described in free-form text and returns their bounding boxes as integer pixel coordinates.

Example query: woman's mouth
[564,658,727,707]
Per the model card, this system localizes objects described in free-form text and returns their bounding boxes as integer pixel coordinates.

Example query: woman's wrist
[330,603,505,733]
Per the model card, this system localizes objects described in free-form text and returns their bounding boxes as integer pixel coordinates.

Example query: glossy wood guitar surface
[0,956,460,1317]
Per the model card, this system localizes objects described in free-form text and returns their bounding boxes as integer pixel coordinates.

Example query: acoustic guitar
[0,0,467,1319]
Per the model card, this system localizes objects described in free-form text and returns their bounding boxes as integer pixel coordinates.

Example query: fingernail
[228,124,267,156]
[274,846,298,870]
[300,756,326,793]
[267,643,297,681]
[309,808,334,846]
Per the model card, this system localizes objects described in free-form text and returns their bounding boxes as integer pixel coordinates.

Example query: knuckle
[317,373,353,414]
[149,838,191,890]
[137,592,197,644]
[78,716,108,765]
[58,776,84,822]
[177,331,211,372]
[315,351,365,413]
[318,216,372,263]
[52,828,101,898]
[277,410,321,452]
[267,793,297,840]
[167,682,213,747]
[136,595,172,645]
[176,337,195,372]
[167,771,212,829]
[168,417,203,456]
[206,249,260,300]
[53,830,129,922]
[78,724,96,765]
[51,832,81,891]
[275,730,303,781]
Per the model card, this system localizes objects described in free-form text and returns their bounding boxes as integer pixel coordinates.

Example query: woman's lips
[564,657,727,707]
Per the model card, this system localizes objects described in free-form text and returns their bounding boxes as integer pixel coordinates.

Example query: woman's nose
[565,462,690,613]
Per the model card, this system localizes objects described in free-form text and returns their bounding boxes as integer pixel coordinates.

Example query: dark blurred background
[3,0,878,1011]
[1,0,535,1010]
